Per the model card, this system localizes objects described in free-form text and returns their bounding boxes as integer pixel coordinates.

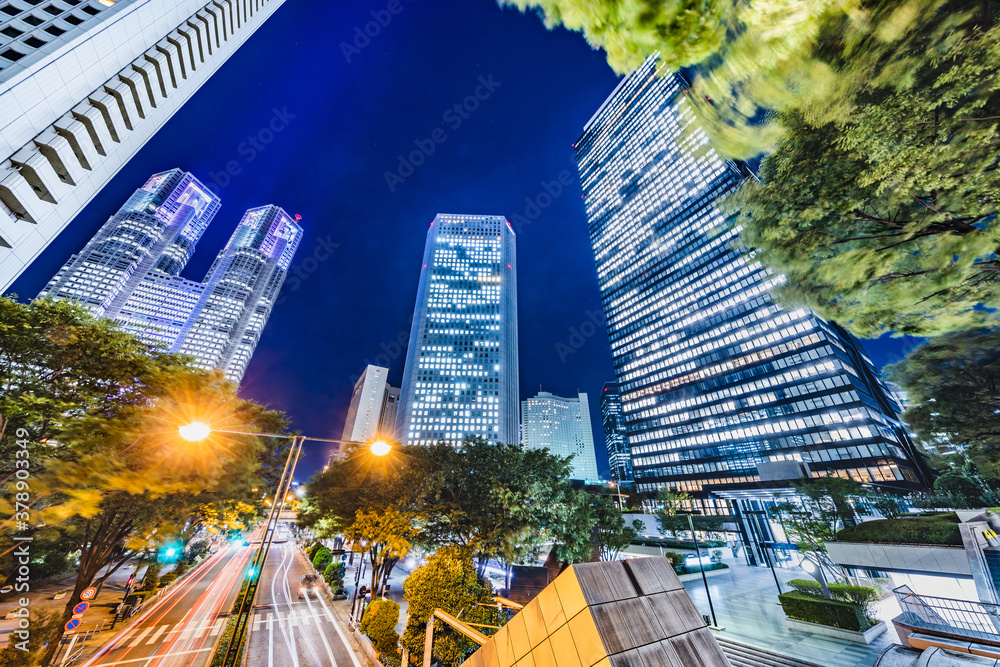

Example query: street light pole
[178,424,393,667]
[686,513,717,628]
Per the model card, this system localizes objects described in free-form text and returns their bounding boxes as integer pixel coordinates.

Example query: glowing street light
[370,440,392,457]
[178,421,211,441]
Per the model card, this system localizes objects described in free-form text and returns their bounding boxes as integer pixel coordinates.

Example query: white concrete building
[521,390,599,480]
[342,365,399,443]
[0,0,286,290]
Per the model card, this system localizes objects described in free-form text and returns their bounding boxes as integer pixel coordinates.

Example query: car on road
[298,574,319,599]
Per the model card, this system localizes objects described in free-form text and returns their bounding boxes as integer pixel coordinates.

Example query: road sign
[65,618,80,631]
[73,602,89,615]
[80,587,97,600]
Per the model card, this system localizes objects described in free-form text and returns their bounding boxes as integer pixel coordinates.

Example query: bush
[159,573,178,587]
[138,563,161,591]
[664,552,683,567]
[360,598,400,658]
[834,514,962,546]
[307,543,324,561]
[632,538,725,549]
[787,579,880,611]
[312,547,333,572]
[324,561,346,591]
[778,592,876,631]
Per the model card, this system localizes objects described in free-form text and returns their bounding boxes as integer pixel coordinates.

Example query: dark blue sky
[6,0,919,480]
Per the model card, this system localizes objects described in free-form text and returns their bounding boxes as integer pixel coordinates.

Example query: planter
[786,618,887,644]
[677,567,730,582]
[332,593,348,600]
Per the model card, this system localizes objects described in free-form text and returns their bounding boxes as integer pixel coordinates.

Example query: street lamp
[176,423,396,667]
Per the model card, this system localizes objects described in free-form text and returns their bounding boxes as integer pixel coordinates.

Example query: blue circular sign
[73,602,89,614]
[65,618,80,631]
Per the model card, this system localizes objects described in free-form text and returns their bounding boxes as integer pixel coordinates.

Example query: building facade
[39,168,300,383]
[574,56,930,511]
[521,391,599,481]
[600,382,634,484]
[0,0,286,290]
[395,213,519,446]
[341,365,399,443]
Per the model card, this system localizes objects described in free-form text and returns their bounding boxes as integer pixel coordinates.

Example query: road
[79,543,253,667]
[243,541,362,667]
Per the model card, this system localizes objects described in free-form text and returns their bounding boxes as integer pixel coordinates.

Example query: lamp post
[178,423,391,667]
[685,512,717,628]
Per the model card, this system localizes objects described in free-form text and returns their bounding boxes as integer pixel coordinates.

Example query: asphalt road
[243,541,361,667]
[79,542,253,667]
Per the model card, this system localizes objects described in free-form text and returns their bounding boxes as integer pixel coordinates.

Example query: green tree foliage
[346,507,418,600]
[0,609,61,667]
[324,561,346,593]
[359,598,401,658]
[592,495,638,560]
[509,0,1000,337]
[401,546,504,667]
[312,546,333,572]
[197,500,259,535]
[887,329,1000,477]
[654,490,690,538]
[0,298,289,664]
[497,0,729,73]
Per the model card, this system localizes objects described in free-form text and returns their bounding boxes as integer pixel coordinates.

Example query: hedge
[313,547,333,572]
[360,598,400,658]
[631,538,725,549]
[787,579,880,608]
[675,562,729,575]
[834,514,962,546]
[778,592,876,631]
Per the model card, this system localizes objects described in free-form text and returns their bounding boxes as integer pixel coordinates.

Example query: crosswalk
[117,608,330,650]
[251,609,331,630]
[120,621,224,648]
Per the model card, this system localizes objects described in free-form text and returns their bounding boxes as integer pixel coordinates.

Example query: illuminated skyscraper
[521,391,599,480]
[39,168,301,383]
[600,382,634,484]
[342,365,399,442]
[0,0,286,290]
[575,57,930,509]
[395,213,519,446]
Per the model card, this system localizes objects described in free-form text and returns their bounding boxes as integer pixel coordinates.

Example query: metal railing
[893,585,1000,641]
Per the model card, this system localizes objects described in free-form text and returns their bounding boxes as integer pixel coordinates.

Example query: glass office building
[0,0,287,290]
[575,57,931,509]
[600,382,634,484]
[39,168,301,383]
[395,213,519,446]
[521,391,599,480]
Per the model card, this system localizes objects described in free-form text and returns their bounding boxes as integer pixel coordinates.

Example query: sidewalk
[679,551,899,667]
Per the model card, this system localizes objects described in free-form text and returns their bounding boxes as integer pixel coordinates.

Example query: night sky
[5,0,921,481]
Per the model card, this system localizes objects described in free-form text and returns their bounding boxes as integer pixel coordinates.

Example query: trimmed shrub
[138,563,161,591]
[360,598,400,658]
[324,561,346,592]
[159,573,178,587]
[664,552,683,568]
[778,591,875,631]
[313,547,333,572]
[307,543,324,561]
[787,579,880,609]
[834,514,962,546]
[675,562,728,575]
[632,538,725,549]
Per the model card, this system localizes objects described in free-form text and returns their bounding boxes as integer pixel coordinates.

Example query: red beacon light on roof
[294,214,302,221]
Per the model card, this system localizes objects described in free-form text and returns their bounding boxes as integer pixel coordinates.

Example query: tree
[0,300,289,665]
[196,500,259,535]
[592,495,640,560]
[886,329,1000,478]
[933,471,986,507]
[345,507,418,600]
[654,490,690,538]
[401,546,504,667]
[511,0,1000,337]
[359,598,401,659]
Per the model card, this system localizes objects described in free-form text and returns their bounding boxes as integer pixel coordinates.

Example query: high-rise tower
[575,57,930,507]
[342,365,399,443]
[395,213,519,446]
[39,168,300,383]
[0,0,286,290]
[521,391,599,480]
[600,382,634,484]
